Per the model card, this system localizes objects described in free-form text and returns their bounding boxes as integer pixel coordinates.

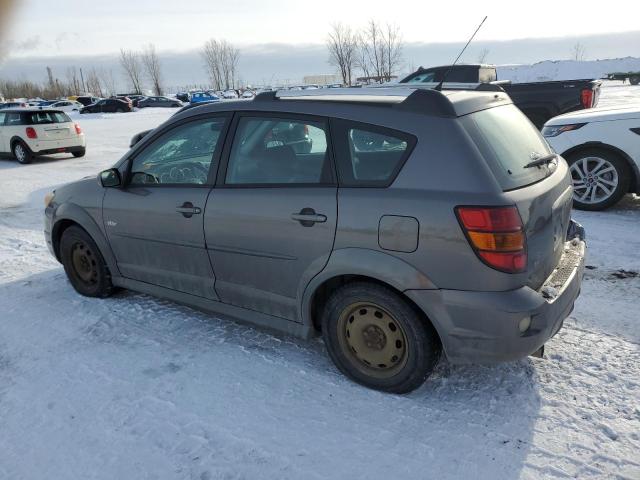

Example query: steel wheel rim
[14,144,25,162]
[337,302,408,379]
[71,242,98,285]
[570,156,618,204]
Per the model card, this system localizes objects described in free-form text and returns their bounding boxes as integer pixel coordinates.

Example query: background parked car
[241,90,255,98]
[111,96,133,109]
[190,91,220,104]
[137,96,182,108]
[0,108,85,163]
[80,98,132,114]
[48,100,84,112]
[175,92,190,102]
[221,90,239,99]
[117,93,145,107]
[0,101,28,109]
[543,105,640,210]
[75,96,101,106]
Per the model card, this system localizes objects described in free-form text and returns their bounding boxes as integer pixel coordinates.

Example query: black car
[137,96,182,108]
[76,96,101,107]
[80,98,132,114]
[175,92,190,103]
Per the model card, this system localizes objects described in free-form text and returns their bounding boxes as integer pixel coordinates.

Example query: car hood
[545,104,640,125]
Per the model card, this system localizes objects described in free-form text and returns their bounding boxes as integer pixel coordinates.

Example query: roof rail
[475,83,505,92]
[394,89,456,117]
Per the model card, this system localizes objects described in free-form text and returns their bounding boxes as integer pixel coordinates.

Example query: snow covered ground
[0,88,639,480]
[497,57,640,83]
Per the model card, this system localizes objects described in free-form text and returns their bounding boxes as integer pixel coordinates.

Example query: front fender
[52,201,120,276]
[299,247,436,328]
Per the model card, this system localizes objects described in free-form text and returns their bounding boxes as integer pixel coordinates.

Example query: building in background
[303,74,342,86]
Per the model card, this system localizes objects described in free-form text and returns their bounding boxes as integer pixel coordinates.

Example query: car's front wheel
[60,226,114,298]
[321,282,440,393]
[13,141,33,164]
[567,148,630,210]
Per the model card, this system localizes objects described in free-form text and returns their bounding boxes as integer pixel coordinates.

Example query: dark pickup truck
[399,64,601,128]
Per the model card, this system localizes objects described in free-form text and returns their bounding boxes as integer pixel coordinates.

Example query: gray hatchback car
[44,87,586,393]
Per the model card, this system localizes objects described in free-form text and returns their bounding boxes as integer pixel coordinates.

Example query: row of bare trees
[1,65,120,100]
[327,20,403,85]
[201,39,240,90]
[119,44,163,95]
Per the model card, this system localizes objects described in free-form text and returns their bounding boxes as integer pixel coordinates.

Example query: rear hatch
[27,111,76,140]
[460,104,573,289]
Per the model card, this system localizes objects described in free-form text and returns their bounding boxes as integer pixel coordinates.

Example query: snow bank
[497,57,640,82]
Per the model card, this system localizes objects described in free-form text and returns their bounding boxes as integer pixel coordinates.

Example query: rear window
[461,105,552,190]
[26,111,72,125]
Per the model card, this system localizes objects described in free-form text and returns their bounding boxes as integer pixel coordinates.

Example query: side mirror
[99,168,121,188]
[130,129,152,148]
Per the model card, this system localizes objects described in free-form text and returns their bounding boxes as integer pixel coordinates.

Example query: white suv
[0,108,86,164]
[543,105,640,210]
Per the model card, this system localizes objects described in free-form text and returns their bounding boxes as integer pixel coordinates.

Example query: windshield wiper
[523,153,557,169]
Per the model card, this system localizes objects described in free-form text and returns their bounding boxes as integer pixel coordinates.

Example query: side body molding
[299,247,437,328]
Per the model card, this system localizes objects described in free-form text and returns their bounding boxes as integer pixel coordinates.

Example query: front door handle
[291,208,327,227]
[176,201,202,218]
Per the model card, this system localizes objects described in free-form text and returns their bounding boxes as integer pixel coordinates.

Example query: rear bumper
[406,221,586,364]
[32,137,86,155]
[36,145,85,155]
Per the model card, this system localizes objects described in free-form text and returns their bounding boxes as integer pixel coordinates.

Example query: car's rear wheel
[72,148,86,158]
[630,76,640,85]
[566,148,630,210]
[321,282,440,393]
[60,226,114,298]
[13,141,33,164]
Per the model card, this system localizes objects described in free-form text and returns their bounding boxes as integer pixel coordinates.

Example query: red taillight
[580,88,594,109]
[456,206,527,273]
[25,127,37,139]
[74,123,82,134]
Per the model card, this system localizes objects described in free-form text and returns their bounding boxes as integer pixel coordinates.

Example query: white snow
[1,90,639,479]
[497,57,640,83]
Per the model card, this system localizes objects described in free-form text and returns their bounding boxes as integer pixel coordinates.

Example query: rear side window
[333,119,416,187]
[461,104,551,190]
[26,111,72,124]
[0,112,5,124]
[225,116,331,185]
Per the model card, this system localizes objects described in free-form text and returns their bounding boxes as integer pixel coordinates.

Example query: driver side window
[130,117,227,186]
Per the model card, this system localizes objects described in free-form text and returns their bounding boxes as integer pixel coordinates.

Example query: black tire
[72,148,86,158]
[60,226,114,298]
[321,282,440,393]
[12,140,33,164]
[630,76,640,86]
[566,148,630,211]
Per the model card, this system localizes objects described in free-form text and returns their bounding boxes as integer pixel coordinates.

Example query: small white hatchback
[0,108,86,164]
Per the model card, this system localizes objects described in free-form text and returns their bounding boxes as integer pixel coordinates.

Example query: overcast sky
[3,0,640,57]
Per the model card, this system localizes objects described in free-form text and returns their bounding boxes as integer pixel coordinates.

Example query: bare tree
[477,48,490,63]
[355,20,403,83]
[381,23,402,81]
[119,48,143,94]
[201,39,240,90]
[100,69,118,96]
[572,42,586,61]
[141,43,163,95]
[327,23,357,85]
[85,68,103,97]
[65,66,81,95]
[202,39,223,90]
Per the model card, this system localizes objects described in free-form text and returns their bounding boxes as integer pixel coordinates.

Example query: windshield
[461,104,552,190]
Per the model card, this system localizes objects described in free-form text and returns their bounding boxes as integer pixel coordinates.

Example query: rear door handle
[291,208,327,227]
[176,202,201,218]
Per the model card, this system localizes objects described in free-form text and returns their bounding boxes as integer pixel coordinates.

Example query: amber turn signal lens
[467,231,525,252]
